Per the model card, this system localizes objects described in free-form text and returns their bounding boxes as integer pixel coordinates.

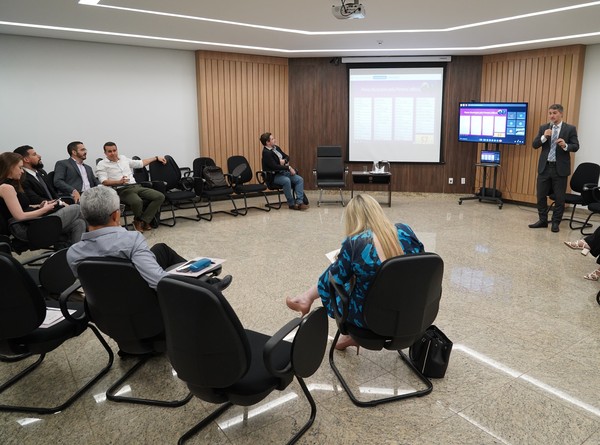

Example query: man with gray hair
[67,186,231,290]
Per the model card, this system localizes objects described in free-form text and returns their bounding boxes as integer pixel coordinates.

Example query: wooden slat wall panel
[478,45,586,203]
[196,51,288,177]
[288,56,483,193]
[197,54,484,194]
[195,48,584,199]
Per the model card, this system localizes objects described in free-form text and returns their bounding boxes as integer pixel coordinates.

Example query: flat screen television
[458,102,528,145]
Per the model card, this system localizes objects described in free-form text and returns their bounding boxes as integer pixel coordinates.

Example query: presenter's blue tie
[548,125,559,162]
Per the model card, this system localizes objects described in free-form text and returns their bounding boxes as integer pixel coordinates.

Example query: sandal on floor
[564,239,588,250]
[564,240,590,255]
[584,269,600,281]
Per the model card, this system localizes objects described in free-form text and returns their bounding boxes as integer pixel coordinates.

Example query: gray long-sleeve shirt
[67,226,166,289]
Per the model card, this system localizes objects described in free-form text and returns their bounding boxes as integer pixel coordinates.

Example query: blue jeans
[273,171,304,206]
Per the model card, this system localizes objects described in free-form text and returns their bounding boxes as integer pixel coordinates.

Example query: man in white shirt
[96,142,166,232]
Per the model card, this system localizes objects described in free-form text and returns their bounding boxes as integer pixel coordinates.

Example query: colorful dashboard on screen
[458,102,528,145]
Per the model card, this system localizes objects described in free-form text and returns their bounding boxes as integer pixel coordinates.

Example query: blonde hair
[343,194,403,259]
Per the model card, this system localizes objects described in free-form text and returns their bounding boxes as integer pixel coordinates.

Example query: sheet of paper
[325,249,340,264]
[40,307,76,328]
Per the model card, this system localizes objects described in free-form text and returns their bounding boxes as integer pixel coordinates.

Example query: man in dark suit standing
[13,145,60,204]
[53,141,100,203]
[529,104,579,233]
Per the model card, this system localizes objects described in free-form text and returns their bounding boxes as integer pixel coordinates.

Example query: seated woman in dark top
[286,194,424,351]
[0,152,86,245]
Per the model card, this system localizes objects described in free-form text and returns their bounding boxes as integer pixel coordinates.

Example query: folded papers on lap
[167,257,226,278]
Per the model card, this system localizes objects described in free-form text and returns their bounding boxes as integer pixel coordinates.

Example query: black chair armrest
[9,214,63,249]
[58,195,75,205]
[223,172,235,187]
[135,180,166,193]
[177,176,192,191]
[263,317,303,378]
[190,176,205,196]
[328,271,351,332]
[0,235,11,255]
[265,308,328,379]
[582,183,597,204]
[59,279,86,322]
[256,170,277,188]
[228,173,243,186]
[593,186,600,203]
[151,180,167,193]
[20,251,55,266]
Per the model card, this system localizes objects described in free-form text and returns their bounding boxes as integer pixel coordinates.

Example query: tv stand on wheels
[459,163,503,209]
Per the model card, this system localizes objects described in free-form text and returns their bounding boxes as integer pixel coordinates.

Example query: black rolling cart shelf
[459,144,503,209]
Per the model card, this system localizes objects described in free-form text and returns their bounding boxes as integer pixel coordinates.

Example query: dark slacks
[150,243,223,286]
[536,163,567,223]
[150,243,186,269]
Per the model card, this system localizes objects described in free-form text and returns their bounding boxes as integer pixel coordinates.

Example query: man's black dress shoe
[528,220,548,228]
[551,222,560,233]
[207,274,233,291]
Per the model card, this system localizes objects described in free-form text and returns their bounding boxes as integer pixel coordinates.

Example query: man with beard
[13,145,64,205]
[54,141,100,203]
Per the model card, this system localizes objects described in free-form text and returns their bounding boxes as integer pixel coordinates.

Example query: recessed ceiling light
[79,0,101,5]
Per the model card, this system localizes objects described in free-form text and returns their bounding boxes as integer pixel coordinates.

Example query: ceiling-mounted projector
[332,1,366,19]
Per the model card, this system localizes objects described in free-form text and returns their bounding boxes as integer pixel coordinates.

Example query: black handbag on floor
[409,325,452,378]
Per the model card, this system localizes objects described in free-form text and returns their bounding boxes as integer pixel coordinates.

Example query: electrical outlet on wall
[461,178,466,184]
[448,178,453,184]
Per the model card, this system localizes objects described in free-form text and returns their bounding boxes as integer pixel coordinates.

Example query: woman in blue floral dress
[286,194,424,350]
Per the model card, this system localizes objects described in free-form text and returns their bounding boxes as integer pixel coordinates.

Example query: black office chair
[192,157,239,221]
[313,145,348,206]
[131,156,166,192]
[256,170,285,210]
[0,248,77,364]
[156,277,328,445]
[329,252,444,407]
[75,257,193,407]
[227,155,274,215]
[0,252,113,414]
[148,155,202,226]
[580,186,600,235]
[549,162,600,230]
[0,236,11,255]
[0,209,65,255]
[31,248,78,301]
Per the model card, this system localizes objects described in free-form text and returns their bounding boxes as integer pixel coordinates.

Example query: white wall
[575,43,600,169]
[0,35,199,172]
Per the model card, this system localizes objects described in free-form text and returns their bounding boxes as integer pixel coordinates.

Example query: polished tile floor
[3,191,600,445]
